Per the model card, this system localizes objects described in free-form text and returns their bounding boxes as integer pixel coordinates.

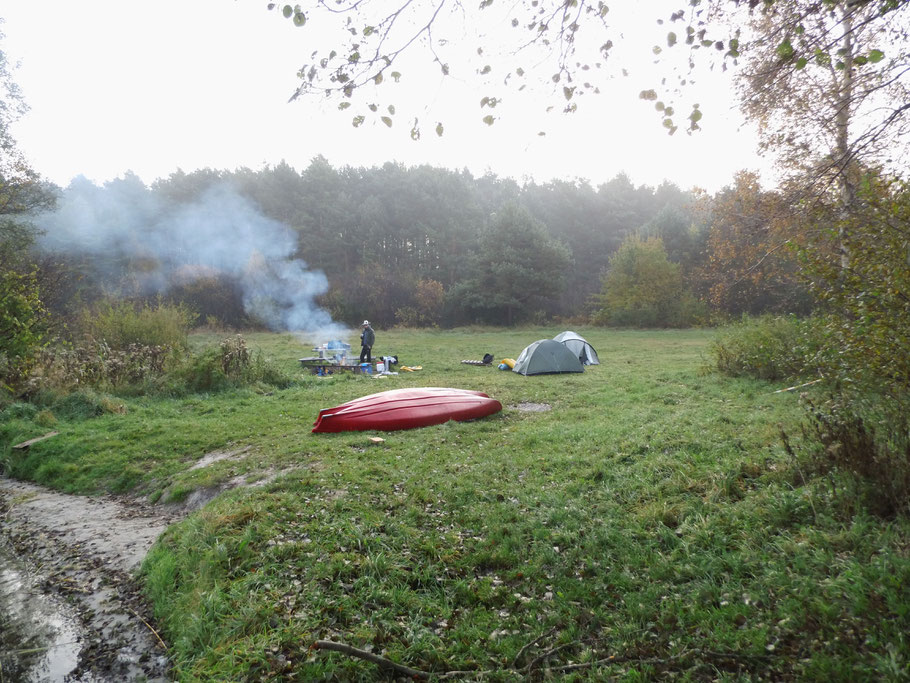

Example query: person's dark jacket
[361,326,375,347]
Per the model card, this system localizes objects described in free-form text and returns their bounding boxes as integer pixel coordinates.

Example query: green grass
[3,327,910,680]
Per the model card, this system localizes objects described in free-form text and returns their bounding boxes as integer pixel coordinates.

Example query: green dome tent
[512,339,584,376]
[553,331,600,365]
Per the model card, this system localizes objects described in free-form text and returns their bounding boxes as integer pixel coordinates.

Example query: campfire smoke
[36,174,350,341]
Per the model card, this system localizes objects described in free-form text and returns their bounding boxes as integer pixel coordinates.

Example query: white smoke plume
[37,174,350,342]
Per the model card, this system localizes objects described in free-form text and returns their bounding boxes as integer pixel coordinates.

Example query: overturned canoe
[312,387,502,433]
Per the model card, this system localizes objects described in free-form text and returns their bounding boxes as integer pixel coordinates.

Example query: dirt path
[0,477,184,682]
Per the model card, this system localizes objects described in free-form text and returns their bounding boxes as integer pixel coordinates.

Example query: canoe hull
[312,387,502,433]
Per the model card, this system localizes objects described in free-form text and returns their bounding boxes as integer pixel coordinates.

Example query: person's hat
[362,320,370,326]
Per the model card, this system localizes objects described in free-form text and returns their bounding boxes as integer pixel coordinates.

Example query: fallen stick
[128,607,168,651]
[12,431,59,450]
[525,642,575,674]
[772,378,824,394]
[314,640,429,679]
[511,626,559,668]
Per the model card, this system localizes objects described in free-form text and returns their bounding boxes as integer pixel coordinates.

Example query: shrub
[243,352,294,389]
[160,336,294,395]
[30,388,125,421]
[783,393,910,518]
[220,335,251,375]
[76,299,196,350]
[218,335,293,388]
[710,315,824,381]
[0,401,39,422]
[164,348,230,394]
[0,269,48,393]
[27,340,172,392]
[20,333,292,399]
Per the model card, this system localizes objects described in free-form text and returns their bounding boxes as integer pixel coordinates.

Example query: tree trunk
[836,4,856,273]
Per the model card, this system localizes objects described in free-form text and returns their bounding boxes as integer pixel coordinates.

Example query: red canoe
[312,387,502,433]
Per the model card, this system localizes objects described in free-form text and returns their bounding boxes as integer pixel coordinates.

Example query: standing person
[359,320,375,363]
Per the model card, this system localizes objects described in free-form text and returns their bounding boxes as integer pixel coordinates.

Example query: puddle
[0,545,90,682]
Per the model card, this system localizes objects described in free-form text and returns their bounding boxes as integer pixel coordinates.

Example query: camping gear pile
[300,341,398,376]
[461,353,495,366]
[376,355,399,372]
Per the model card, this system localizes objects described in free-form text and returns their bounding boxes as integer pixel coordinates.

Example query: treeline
[25,157,812,330]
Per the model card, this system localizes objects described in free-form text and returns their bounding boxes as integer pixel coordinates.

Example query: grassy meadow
[2,327,909,680]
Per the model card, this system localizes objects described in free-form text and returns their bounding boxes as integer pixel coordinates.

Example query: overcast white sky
[2,0,770,193]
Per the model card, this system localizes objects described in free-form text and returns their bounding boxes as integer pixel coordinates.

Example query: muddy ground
[0,477,183,681]
[0,447,292,682]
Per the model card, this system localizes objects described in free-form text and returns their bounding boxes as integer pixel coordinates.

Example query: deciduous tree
[802,172,910,392]
[594,234,702,327]
[699,171,808,315]
[725,1,910,272]
[0,32,55,269]
[0,32,55,390]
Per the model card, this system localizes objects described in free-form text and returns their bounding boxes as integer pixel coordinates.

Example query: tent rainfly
[553,331,600,365]
[512,339,585,376]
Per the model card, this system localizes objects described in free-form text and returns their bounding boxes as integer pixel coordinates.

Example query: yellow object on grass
[501,358,516,369]
[400,365,423,372]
